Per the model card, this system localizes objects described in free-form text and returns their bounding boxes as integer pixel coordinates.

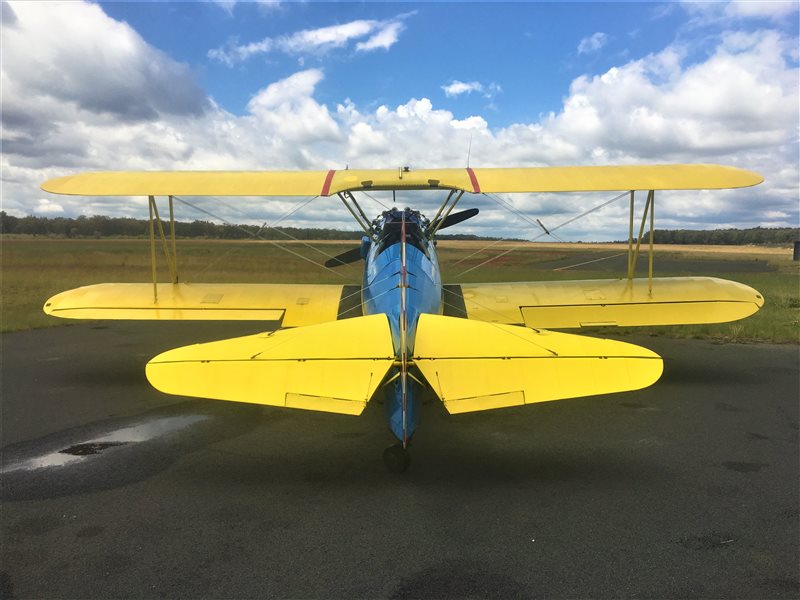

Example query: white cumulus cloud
[210,0,282,16]
[682,0,800,25]
[246,69,341,146]
[33,199,64,214]
[209,14,411,66]
[278,21,376,54]
[578,32,608,54]
[442,81,502,102]
[442,81,484,97]
[356,21,406,52]
[2,1,207,122]
[2,1,797,239]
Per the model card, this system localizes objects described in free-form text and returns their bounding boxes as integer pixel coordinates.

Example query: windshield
[375,209,430,258]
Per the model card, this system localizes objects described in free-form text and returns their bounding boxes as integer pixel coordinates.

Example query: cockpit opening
[374,208,431,258]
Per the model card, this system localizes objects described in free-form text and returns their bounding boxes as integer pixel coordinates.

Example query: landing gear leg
[383,443,411,473]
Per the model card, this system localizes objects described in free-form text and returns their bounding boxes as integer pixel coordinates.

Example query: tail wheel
[383,443,411,473]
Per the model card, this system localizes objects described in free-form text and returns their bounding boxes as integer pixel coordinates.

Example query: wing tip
[40,176,66,194]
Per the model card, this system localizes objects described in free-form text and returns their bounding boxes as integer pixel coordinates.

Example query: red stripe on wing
[321,170,336,196]
[466,168,481,193]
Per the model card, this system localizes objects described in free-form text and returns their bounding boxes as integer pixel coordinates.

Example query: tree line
[635,227,798,245]
[0,212,363,240]
[1,212,796,244]
[0,212,508,241]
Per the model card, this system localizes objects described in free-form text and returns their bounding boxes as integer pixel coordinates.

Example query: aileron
[458,277,764,328]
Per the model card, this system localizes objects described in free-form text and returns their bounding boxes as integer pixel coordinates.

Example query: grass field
[2,238,798,342]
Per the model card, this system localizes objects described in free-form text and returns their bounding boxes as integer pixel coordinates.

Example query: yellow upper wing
[42,171,334,197]
[41,164,763,197]
[469,164,763,192]
[449,276,764,328]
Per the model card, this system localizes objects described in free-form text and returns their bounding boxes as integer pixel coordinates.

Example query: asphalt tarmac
[2,322,798,599]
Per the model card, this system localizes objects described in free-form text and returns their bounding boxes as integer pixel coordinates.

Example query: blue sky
[99,2,691,124]
[2,1,798,240]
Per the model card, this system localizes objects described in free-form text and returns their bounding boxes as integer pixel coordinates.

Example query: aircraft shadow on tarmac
[2,395,667,502]
[61,359,149,387]
[659,356,766,386]
[388,559,528,599]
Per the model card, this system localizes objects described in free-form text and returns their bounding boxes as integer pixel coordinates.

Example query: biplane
[41,165,765,472]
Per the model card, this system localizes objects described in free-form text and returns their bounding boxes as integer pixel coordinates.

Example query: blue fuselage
[361,209,442,442]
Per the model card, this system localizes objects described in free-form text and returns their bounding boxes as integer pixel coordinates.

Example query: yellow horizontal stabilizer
[455,277,764,328]
[413,314,663,414]
[41,164,762,197]
[145,314,394,415]
[43,282,355,327]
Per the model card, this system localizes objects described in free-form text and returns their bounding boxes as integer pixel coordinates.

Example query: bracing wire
[176,195,359,266]
[552,252,628,272]
[455,191,630,277]
[182,195,321,278]
[452,191,628,268]
[358,190,392,211]
[172,196,349,278]
[173,196,314,276]
[450,193,548,267]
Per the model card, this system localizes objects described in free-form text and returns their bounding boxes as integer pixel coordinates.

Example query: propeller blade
[324,246,363,268]
[431,208,479,231]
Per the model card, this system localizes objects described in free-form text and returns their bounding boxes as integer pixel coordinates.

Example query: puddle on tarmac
[2,415,208,473]
[60,442,126,456]
[90,415,208,443]
[3,452,84,472]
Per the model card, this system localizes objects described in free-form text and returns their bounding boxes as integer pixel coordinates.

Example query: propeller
[430,207,479,232]
[326,207,480,267]
[324,246,364,268]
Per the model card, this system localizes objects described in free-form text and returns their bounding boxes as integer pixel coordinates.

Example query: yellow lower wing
[454,277,763,328]
[145,314,394,415]
[413,314,663,414]
[43,282,360,327]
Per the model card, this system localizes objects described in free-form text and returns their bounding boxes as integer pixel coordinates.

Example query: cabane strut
[338,191,374,235]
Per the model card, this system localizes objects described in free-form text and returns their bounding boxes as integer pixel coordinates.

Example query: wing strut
[149,196,179,284]
[627,191,635,278]
[626,190,656,294]
[148,196,157,303]
[146,195,181,303]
